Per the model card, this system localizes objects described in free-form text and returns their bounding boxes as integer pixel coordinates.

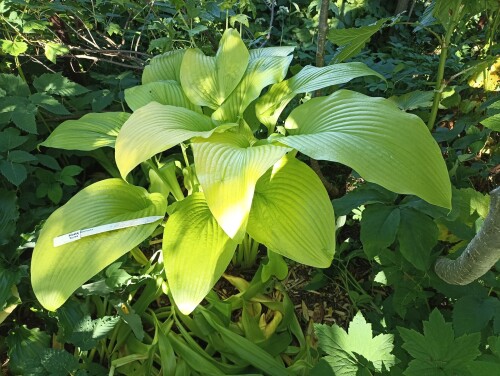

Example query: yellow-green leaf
[281,90,451,209]
[255,62,384,129]
[212,55,292,123]
[115,102,217,179]
[192,133,290,241]
[124,80,201,113]
[142,50,185,84]
[163,193,237,315]
[248,156,335,268]
[180,29,249,108]
[31,179,166,311]
[1,39,27,57]
[41,112,130,151]
[44,42,69,64]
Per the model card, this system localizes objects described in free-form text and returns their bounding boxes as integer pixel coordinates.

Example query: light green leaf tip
[282,90,452,209]
[192,132,290,241]
[40,112,130,151]
[163,193,237,315]
[31,179,166,311]
[180,29,249,108]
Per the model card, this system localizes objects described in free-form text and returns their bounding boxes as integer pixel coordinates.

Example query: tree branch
[434,187,500,285]
[310,0,339,197]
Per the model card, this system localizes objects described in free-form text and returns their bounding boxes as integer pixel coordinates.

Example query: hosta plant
[32,29,451,315]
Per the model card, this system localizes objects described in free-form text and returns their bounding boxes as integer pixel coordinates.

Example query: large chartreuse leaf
[281,90,451,209]
[192,133,290,241]
[247,155,335,268]
[255,62,384,129]
[180,29,249,108]
[115,102,218,179]
[31,179,166,311]
[163,193,237,315]
[124,80,201,113]
[40,112,130,151]
[142,50,185,84]
[211,54,292,123]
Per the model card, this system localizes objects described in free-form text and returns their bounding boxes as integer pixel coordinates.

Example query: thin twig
[73,54,144,69]
[68,47,151,57]
[29,56,57,73]
[260,0,276,48]
[310,0,339,197]
[64,21,100,49]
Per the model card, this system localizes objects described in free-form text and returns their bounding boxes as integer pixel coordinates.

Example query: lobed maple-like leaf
[399,309,481,376]
[314,311,395,375]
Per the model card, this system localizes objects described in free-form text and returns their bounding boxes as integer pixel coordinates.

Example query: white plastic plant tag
[53,216,164,247]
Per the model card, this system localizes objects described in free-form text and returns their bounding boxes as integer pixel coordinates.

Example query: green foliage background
[0,0,499,375]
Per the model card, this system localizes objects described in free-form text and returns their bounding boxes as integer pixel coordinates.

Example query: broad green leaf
[40,349,79,374]
[0,128,28,152]
[124,80,201,113]
[1,39,27,56]
[41,112,130,151]
[397,208,438,271]
[6,326,50,375]
[29,92,70,115]
[212,55,292,123]
[163,193,237,315]
[315,311,395,375]
[0,96,38,133]
[452,296,500,336]
[33,73,89,96]
[31,179,166,311]
[467,360,500,376]
[44,42,69,64]
[247,155,335,268]
[328,18,389,63]
[481,113,500,131]
[56,300,119,350]
[115,102,219,179]
[388,90,434,111]
[142,49,185,84]
[192,133,290,240]
[0,160,27,186]
[281,90,452,209]
[360,204,400,259]
[180,29,249,108]
[332,183,398,216]
[255,63,384,128]
[89,89,115,112]
[7,150,37,163]
[0,74,30,97]
[399,309,481,376]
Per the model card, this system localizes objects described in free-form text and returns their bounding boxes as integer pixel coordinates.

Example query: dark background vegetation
[0,0,498,375]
